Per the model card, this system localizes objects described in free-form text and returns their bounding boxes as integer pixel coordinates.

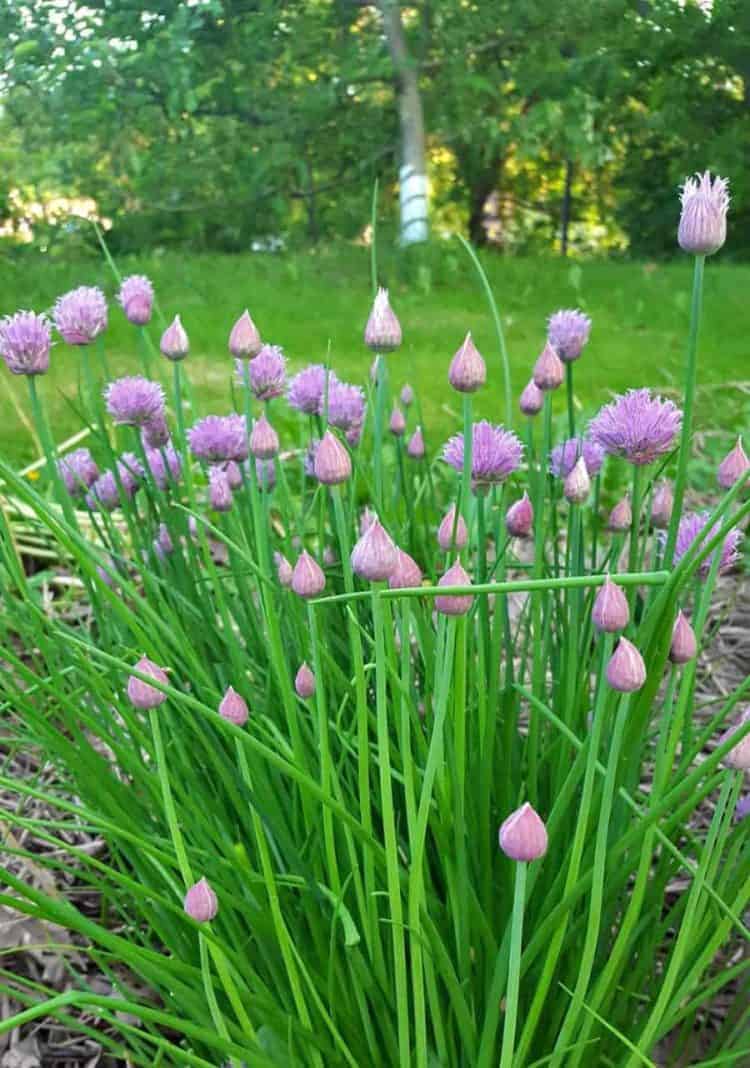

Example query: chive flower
[519,379,544,416]
[58,448,99,498]
[314,430,351,485]
[678,171,729,256]
[287,364,330,414]
[667,511,741,579]
[105,376,166,427]
[188,414,248,463]
[209,466,233,512]
[719,710,750,771]
[53,286,107,345]
[592,576,629,633]
[291,551,326,599]
[327,379,366,432]
[532,341,564,391]
[388,549,423,589]
[563,456,591,504]
[400,384,414,407]
[589,389,682,466]
[118,275,153,326]
[389,407,406,437]
[144,444,182,490]
[239,344,286,400]
[608,497,632,533]
[651,482,673,529]
[499,802,548,862]
[407,426,425,460]
[443,421,523,491]
[294,663,316,699]
[549,437,604,479]
[249,414,279,460]
[160,315,189,360]
[0,311,52,375]
[547,309,591,363]
[669,611,697,665]
[438,504,468,552]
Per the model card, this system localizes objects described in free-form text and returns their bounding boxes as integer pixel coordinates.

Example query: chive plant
[0,172,748,1068]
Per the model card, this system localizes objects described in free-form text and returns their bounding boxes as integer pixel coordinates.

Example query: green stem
[664,254,705,564]
[461,394,474,526]
[499,862,528,1068]
[199,934,238,1068]
[149,709,193,887]
[565,363,575,438]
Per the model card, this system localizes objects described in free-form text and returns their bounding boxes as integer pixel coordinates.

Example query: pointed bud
[209,467,233,512]
[229,310,262,358]
[606,637,646,693]
[359,507,376,536]
[438,504,468,552]
[400,384,414,407]
[650,482,673,529]
[519,379,544,416]
[184,878,218,923]
[532,341,564,391]
[313,430,351,485]
[294,662,316,699]
[249,414,279,460]
[592,576,629,633]
[678,171,729,256]
[389,548,423,589]
[499,802,548,862]
[219,686,249,726]
[351,517,399,582]
[719,710,750,770]
[364,287,402,352]
[608,496,632,533]
[564,456,590,504]
[160,315,189,361]
[274,552,293,587]
[669,611,697,665]
[448,332,486,393]
[407,426,425,460]
[435,560,473,616]
[505,492,534,538]
[291,551,326,599]
[225,460,243,490]
[127,656,169,709]
[389,407,406,437]
[718,437,750,490]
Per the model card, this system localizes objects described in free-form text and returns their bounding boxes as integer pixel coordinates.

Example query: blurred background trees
[1,0,748,258]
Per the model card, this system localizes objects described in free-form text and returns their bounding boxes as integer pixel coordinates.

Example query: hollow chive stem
[565,362,575,437]
[499,860,528,1068]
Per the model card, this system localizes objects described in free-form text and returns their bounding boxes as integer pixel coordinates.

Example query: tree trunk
[378,1,428,244]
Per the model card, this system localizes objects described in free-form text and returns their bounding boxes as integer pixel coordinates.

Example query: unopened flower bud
[505,492,534,538]
[275,552,293,587]
[184,878,217,923]
[564,456,590,504]
[606,637,646,693]
[160,315,189,361]
[407,426,425,460]
[533,341,564,391]
[717,437,749,490]
[435,560,473,616]
[719,709,750,770]
[291,551,326,599]
[219,686,249,726]
[389,549,423,589]
[127,656,169,709]
[351,517,399,582]
[651,482,673,529]
[678,171,729,257]
[448,332,486,393]
[249,414,279,460]
[499,802,548,862]
[294,663,316,699]
[592,576,629,633]
[669,611,697,665]
[389,407,406,437]
[225,461,242,490]
[364,288,402,352]
[519,379,544,416]
[608,496,632,533]
[229,310,262,358]
[400,384,414,407]
[209,467,233,512]
[438,504,468,552]
[313,430,352,485]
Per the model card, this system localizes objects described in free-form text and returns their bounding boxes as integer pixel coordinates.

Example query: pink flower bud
[532,341,564,391]
[219,686,249,726]
[249,414,279,460]
[608,496,632,533]
[499,802,548,862]
[351,517,399,582]
[389,407,406,437]
[294,662,316,699]
[359,507,376,536]
[669,611,697,665]
[564,456,590,504]
[389,549,423,589]
[127,656,169,709]
[435,560,473,616]
[184,877,218,923]
[160,315,189,361]
[275,552,293,587]
[438,504,468,552]
[225,461,243,490]
[505,492,534,538]
[400,384,414,407]
[229,310,262,358]
[717,437,750,490]
[606,637,646,693]
[314,430,352,485]
[407,426,425,460]
[678,171,729,257]
[651,482,673,529]
[519,379,544,416]
[209,467,233,512]
[592,576,629,633]
[448,332,486,393]
[291,551,326,599]
[719,709,750,770]
[364,288,402,352]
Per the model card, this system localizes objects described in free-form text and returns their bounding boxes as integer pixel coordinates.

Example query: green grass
[2,244,748,465]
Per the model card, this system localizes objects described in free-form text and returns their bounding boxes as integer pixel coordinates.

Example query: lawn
[1,243,749,466]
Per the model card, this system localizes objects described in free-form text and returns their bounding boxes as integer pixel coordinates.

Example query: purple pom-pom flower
[443,421,523,490]
[678,171,729,256]
[238,343,286,401]
[53,286,107,346]
[58,448,99,498]
[589,389,682,467]
[105,376,166,427]
[668,511,742,580]
[118,275,154,326]
[144,444,182,489]
[0,311,52,375]
[287,364,330,414]
[188,414,248,464]
[549,437,604,479]
[547,309,591,363]
[327,379,366,432]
